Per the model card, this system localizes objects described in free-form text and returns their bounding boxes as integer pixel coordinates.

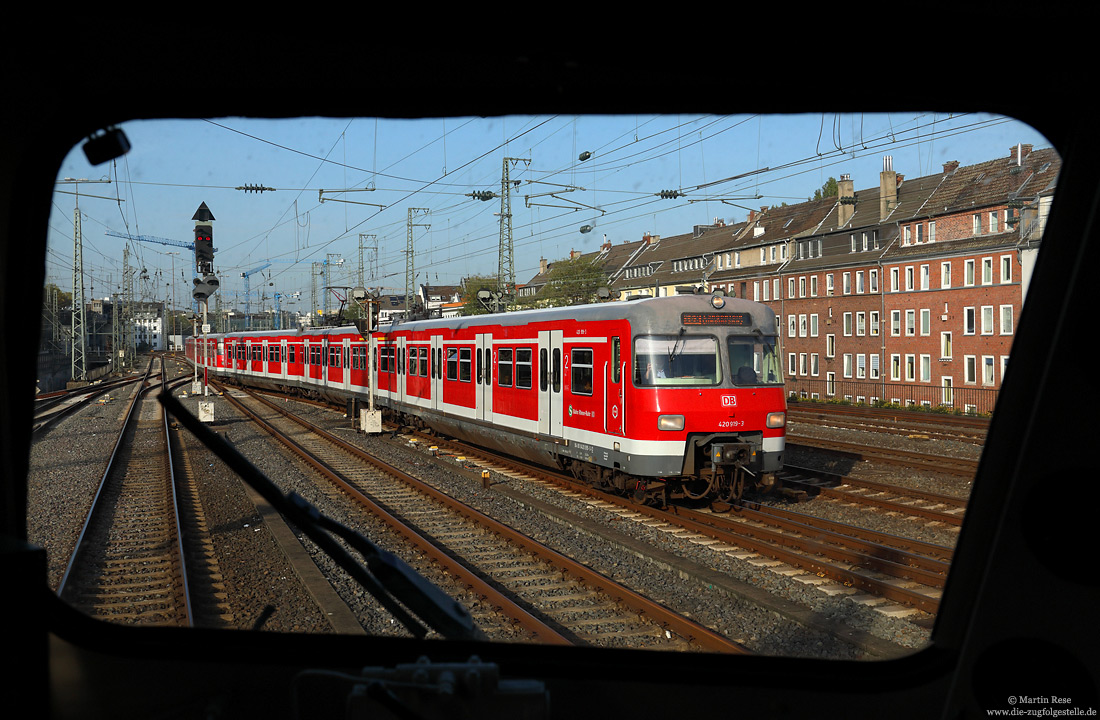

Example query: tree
[537,254,607,307]
[460,274,500,315]
[811,177,839,201]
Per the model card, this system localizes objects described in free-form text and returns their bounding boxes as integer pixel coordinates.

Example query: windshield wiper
[159,391,484,642]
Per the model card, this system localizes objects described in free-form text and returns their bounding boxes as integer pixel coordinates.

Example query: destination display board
[680,312,752,327]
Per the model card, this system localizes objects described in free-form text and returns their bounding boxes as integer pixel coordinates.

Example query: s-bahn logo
[721,395,738,407]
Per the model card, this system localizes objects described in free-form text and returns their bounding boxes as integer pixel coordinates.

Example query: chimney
[837,173,855,227]
[943,160,960,175]
[880,156,898,222]
[1011,144,1034,165]
[642,232,659,245]
[539,257,548,275]
[601,234,612,252]
[570,248,581,259]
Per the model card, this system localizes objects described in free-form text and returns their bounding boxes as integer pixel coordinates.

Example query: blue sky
[46,112,1051,313]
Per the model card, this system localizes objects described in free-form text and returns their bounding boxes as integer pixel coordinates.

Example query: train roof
[385,294,779,336]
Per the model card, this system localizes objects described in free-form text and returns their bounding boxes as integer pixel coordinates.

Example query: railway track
[215,382,747,653]
[33,371,156,436]
[372,426,947,616]
[56,360,197,626]
[786,434,980,477]
[786,403,989,444]
[777,465,967,527]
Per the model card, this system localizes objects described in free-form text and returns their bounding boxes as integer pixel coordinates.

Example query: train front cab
[618,304,786,503]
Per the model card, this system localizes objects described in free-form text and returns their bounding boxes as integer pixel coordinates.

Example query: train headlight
[657,414,685,431]
[766,411,786,428]
[710,295,725,309]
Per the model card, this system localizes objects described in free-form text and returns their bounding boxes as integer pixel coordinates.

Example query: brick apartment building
[532,143,1059,415]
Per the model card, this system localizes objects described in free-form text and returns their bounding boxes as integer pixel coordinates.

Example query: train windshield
[728,336,782,386]
[634,334,720,386]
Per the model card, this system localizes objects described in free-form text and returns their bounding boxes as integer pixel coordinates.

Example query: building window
[982,306,995,335]
[1000,305,1014,335]
[941,332,953,359]
[983,356,996,386]
[965,307,976,335]
[1000,255,1012,283]
[982,257,994,284]
[826,334,835,358]
[965,356,977,384]
[965,259,976,286]
[941,262,951,289]
[869,310,879,336]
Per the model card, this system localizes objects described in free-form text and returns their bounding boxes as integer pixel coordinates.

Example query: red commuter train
[186,293,787,504]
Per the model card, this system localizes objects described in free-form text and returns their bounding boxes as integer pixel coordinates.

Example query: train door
[605,335,624,436]
[280,339,288,381]
[369,335,378,402]
[396,335,406,405]
[341,338,351,393]
[476,333,494,423]
[538,329,564,437]
[430,335,443,412]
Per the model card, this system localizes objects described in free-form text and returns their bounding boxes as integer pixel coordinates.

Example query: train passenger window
[288,345,295,364]
[418,347,428,377]
[540,349,548,391]
[498,348,513,387]
[446,348,458,380]
[516,348,533,389]
[476,348,483,384]
[552,348,561,393]
[571,348,593,395]
[611,337,621,383]
[634,335,720,386]
[459,348,472,382]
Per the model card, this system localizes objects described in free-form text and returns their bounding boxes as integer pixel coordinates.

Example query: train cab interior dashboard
[4,15,1097,720]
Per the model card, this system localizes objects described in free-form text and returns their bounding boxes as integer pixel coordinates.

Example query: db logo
[721,395,737,407]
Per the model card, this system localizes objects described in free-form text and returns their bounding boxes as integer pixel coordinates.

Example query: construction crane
[104,229,219,254]
[240,263,271,329]
[240,259,305,329]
